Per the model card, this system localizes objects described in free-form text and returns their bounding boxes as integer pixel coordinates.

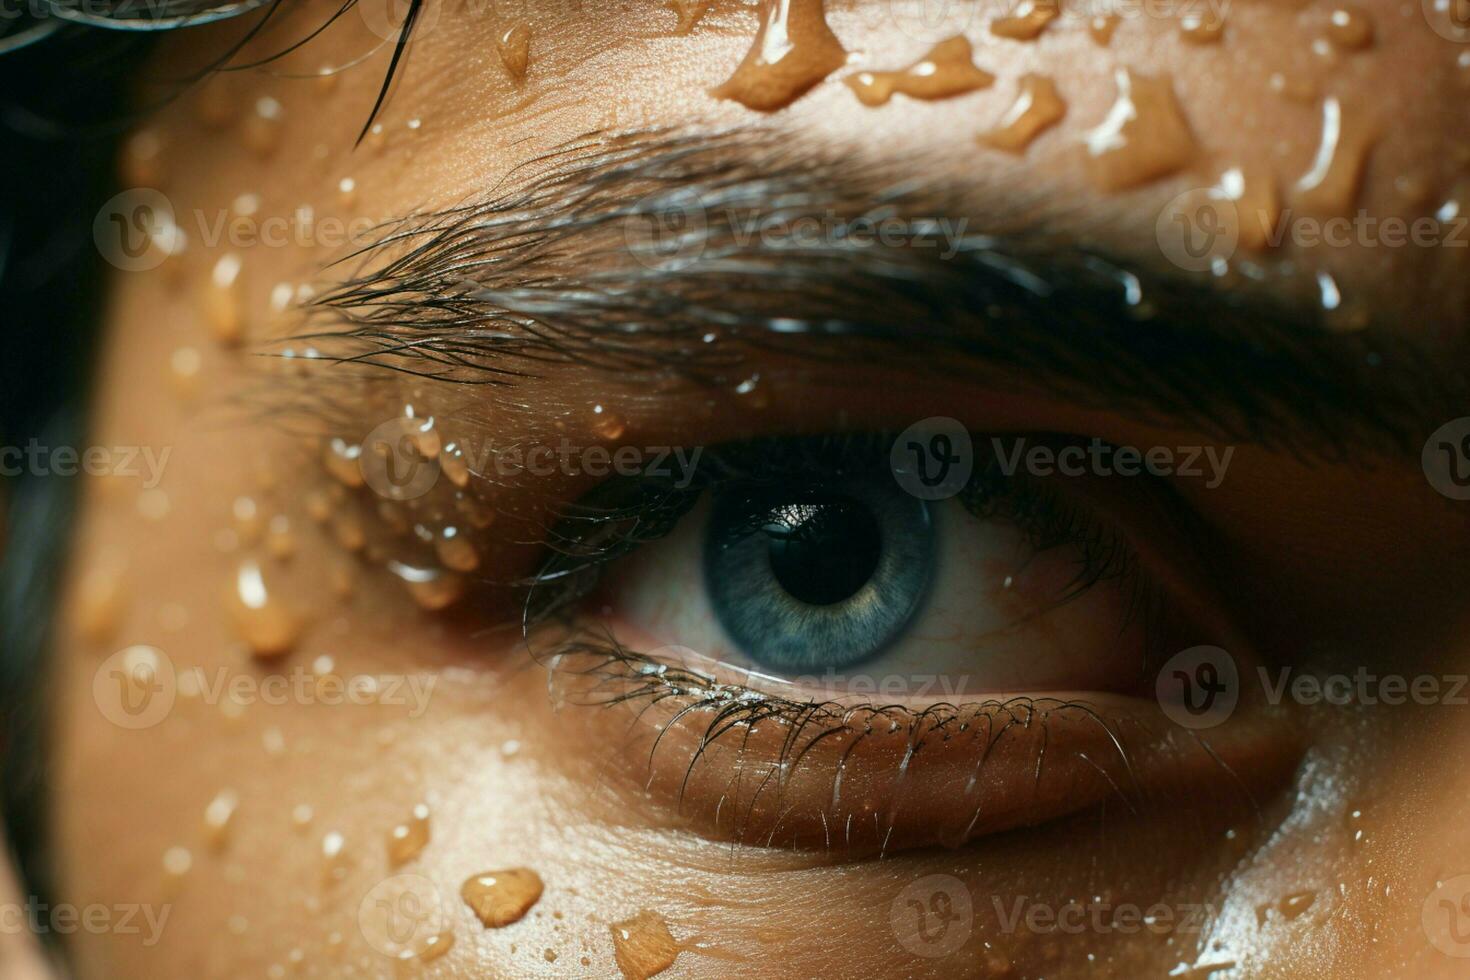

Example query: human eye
[521,429,1292,853]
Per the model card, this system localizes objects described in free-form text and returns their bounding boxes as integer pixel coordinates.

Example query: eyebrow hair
[294,128,1467,462]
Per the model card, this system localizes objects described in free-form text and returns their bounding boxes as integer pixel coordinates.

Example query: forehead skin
[158,0,1470,323]
[45,2,1470,979]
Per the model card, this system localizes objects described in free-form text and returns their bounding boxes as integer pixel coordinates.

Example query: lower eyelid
[535,633,1301,855]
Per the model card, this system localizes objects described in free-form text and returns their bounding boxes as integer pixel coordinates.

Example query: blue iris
[703,479,934,674]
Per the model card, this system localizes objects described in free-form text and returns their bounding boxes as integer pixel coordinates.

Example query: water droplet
[416,930,454,962]
[292,803,314,829]
[232,192,261,218]
[337,177,357,208]
[461,868,543,927]
[203,253,245,346]
[497,23,532,79]
[1088,14,1121,45]
[163,846,193,877]
[266,515,295,560]
[1325,6,1373,50]
[262,725,286,756]
[194,79,234,129]
[1315,269,1341,311]
[323,439,364,488]
[241,95,283,157]
[1083,68,1198,191]
[844,36,993,107]
[435,527,480,572]
[122,129,164,187]
[137,488,171,522]
[1279,891,1315,920]
[321,831,348,883]
[1293,97,1375,215]
[386,561,464,611]
[232,496,263,544]
[73,557,128,645]
[711,0,847,111]
[980,74,1065,153]
[227,559,303,659]
[991,0,1059,41]
[592,405,628,441]
[1268,70,1319,104]
[204,789,239,851]
[440,442,471,487]
[610,910,680,980]
[1179,7,1225,43]
[388,803,431,866]
[404,409,441,459]
[169,346,202,399]
[1216,166,1280,251]
[332,511,367,552]
[668,0,711,33]
[329,557,357,599]
[1435,178,1469,223]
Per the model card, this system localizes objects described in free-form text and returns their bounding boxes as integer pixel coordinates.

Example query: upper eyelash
[521,431,1160,633]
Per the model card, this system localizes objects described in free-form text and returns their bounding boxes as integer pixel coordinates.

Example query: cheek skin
[44,2,1470,978]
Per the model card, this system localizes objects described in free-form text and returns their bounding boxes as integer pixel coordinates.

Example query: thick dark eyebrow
[294,129,1467,462]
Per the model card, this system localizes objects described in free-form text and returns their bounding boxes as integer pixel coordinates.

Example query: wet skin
[44,1,1470,978]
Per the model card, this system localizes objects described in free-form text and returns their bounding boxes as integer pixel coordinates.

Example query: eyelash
[518,430,1170,734]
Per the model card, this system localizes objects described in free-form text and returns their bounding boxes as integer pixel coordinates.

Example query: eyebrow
[294,128,1467,461]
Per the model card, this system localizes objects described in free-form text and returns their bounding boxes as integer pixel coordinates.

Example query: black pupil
[761,494,882,606]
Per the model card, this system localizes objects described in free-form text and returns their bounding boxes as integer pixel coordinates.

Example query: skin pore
[35,1,1470,978]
